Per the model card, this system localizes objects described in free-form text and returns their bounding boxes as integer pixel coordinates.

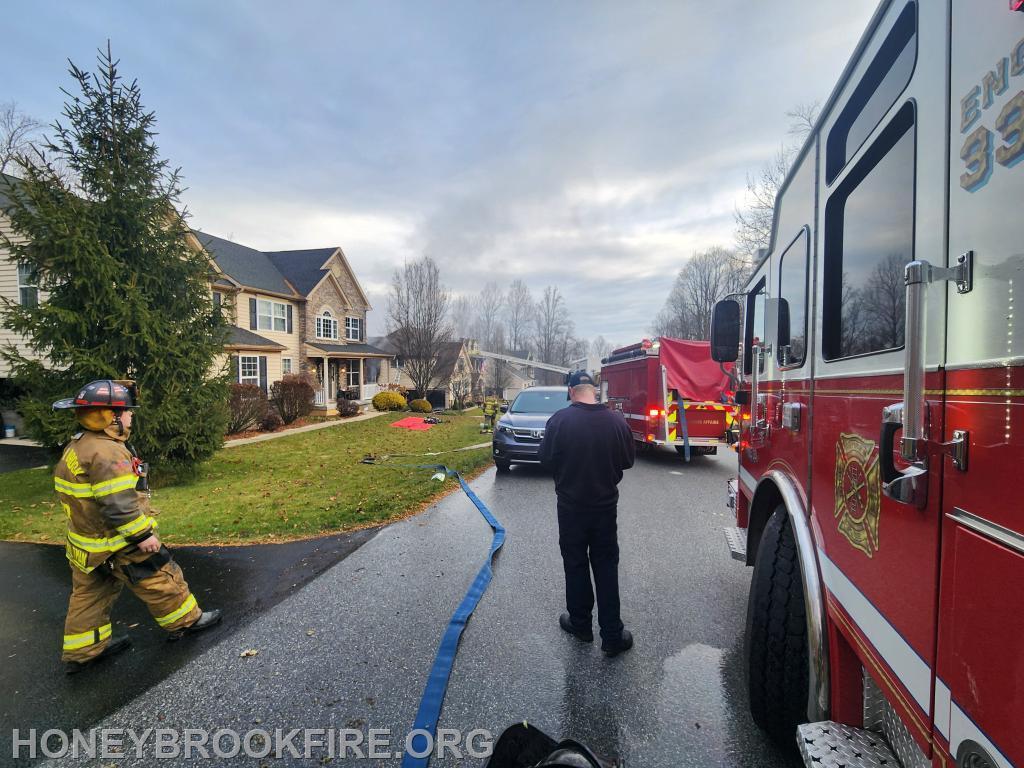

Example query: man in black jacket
[539,370,636,657]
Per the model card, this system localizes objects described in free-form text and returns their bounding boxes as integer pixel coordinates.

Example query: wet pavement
[0,443,51,473]
[29,449,798,767]
[0,528,378,760]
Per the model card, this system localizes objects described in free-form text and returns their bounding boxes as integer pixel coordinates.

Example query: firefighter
[481,396,499,433]
[539,370,636,657]
[52,380,222,674]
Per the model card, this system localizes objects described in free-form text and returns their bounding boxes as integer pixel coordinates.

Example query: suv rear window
[510,390,571,414]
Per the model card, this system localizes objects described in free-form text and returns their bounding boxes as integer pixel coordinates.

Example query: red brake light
[648,408,660,417]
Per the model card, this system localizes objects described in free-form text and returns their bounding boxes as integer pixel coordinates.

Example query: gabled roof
[435,340,469,381]
[265,248,338,296]
[192,230,296,297]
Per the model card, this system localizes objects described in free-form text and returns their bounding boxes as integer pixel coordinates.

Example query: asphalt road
[23,448,797,768]
[0,443,50,473]
[0,529,378,761]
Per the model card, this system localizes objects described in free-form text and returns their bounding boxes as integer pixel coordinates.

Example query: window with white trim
[345,316,362,341]
[239,355,260,386]
[345,362,361,387]
[316,310,339,340]
[257,299,288,332]
[18,262,38,307]
[282,358,292,375]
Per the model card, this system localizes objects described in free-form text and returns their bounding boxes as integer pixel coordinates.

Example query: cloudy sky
[8,0,878,342]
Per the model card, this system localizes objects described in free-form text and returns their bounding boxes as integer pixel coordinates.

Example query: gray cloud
[7,0,878,340]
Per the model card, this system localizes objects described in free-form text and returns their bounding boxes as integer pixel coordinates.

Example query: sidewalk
[223,409,384,447]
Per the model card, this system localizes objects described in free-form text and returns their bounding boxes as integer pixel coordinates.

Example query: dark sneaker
[601,629,634,658]
[167,609,222,641]
[558,612,593,643]
[64,635,132,675]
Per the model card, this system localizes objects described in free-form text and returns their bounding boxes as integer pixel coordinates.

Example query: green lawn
[0,411,493,545]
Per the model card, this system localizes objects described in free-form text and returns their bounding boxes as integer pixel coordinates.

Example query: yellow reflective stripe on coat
[116,515,154,538]
[67,530,128,553]
[91,474,138,498]
[156,594,198,627]
[54,477,94,498]
[63,623,112,651]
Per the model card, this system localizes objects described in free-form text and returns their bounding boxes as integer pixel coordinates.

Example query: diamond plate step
[797,721,900,768]
[723,526,746,562]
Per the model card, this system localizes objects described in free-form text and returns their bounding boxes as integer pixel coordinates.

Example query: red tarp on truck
[659,338,733,403]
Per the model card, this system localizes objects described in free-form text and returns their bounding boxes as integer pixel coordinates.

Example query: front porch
[305,342,393,413]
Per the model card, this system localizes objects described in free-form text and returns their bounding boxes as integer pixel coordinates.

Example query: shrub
[337,397,360,418]
[372,391,407,411]
[409,398,432,413]
[260,410,283,432]
[227,384,268,434]
[270,373,317,424]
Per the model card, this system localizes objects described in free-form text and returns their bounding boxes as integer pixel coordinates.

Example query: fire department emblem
[834,433,881,558]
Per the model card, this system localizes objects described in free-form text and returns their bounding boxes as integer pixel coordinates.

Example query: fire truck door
[811,1,948,756]
[933,6,1024,767]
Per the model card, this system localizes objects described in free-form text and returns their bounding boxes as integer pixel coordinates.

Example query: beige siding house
[0,215,391,422]
[369,335,475,409]
[192,232,393,412]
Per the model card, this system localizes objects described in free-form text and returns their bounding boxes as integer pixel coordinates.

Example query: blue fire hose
[399,466,506,767]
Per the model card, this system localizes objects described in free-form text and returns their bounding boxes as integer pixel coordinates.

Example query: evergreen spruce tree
[0,44,228,478]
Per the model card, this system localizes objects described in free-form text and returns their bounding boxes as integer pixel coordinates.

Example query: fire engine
[599,338,735,460]
[709,2,1023,767]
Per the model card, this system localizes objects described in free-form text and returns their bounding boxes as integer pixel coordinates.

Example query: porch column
[359,358,365,400]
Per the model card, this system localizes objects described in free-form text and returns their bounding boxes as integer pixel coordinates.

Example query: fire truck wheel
[495,459,511,473]
[744,505,809,748]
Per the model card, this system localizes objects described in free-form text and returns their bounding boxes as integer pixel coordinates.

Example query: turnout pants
[62,546,202,662]
[556,502,624,642]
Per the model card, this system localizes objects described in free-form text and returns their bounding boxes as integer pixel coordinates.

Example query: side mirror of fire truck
[710,300,741,363]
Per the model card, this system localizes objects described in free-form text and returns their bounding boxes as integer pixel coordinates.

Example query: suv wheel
[495,459,511,473]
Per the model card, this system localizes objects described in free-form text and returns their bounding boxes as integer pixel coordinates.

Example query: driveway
[0,528,378,760]
[0,442,50,473]
[26,449,796,767]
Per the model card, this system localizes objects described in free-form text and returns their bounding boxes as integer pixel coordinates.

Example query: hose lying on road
[360,442,491,464]
[367,462,505,768]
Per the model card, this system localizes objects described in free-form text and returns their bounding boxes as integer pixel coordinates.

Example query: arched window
[316,310,338,340]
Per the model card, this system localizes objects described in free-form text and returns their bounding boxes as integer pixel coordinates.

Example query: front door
[934,5,1024,766]
[810,1,947,756]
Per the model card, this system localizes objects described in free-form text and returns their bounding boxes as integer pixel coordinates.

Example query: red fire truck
[709,3,1023,767]
[599,337,735,459]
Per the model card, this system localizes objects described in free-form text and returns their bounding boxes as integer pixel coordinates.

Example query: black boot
[601,629,634,658]
[558,612,593,643]
[167,609,222,641]
[64,636,132,675]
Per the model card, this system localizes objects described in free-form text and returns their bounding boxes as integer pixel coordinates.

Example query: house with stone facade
[193,231,393,412]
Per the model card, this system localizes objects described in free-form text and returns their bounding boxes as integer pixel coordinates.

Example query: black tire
[745,505,809,748]
[495,459,511,473]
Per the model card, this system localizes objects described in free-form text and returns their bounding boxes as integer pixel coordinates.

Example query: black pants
[557,501,624,642]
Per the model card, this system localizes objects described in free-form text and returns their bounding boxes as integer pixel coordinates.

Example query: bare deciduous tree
[450,295,474,340]
[533,286,576,384]
[653,247,748,340]
[387,256,453,397]
[0,102,43,176]
[590,335,615,361]
[473,281,505,351]
[734,102,820,259]
[504,279,533,353]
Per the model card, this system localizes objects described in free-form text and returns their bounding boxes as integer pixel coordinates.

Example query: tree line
[387,260,618,397]
[651,103,820,341]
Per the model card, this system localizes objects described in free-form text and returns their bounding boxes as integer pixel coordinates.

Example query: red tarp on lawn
[659,338,734,403]
[390,417,433,431]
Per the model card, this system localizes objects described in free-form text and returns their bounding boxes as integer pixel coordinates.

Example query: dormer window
[316,310,339,340]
